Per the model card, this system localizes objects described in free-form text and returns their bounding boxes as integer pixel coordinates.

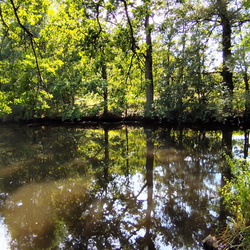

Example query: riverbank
[1,114,250,130]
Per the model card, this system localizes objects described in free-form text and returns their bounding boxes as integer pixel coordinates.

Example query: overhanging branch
[10,0,43,90]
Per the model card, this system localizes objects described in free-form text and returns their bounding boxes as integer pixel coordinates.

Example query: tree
[0,0,249,122]
[143,2,154,116]
[216,0,234,93]
[155,0,249,121]
[195,0,249,113]
[119,0,157,116]
[0,0,52,119]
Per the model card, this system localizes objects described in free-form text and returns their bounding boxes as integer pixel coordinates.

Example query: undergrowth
[219,158,250,249]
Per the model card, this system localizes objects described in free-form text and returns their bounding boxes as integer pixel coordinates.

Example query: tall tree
[216,0,234,93]
[120,0,157,116]
[144,5,154,116]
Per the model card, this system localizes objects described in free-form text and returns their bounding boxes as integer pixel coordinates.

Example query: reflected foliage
[0,125,243,249]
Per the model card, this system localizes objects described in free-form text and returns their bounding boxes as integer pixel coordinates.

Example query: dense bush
[220,158,250,248]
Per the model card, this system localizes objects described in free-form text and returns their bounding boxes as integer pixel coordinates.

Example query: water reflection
[0,125,247,249]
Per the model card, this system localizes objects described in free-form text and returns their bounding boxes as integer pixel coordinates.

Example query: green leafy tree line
[0,0,249,122]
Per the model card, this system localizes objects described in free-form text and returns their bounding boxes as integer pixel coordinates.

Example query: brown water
[0,125,247,249]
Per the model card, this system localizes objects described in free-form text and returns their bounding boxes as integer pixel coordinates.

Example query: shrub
[219,158,250,248]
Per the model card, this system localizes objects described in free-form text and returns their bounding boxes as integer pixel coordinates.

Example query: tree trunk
[244,72,250,118]
[145,14,154,117]
[217,0,234,113]
[104,127,109,180]
[221,17,233,92]
[244,131,249,159]
[144,129,155,250]
[219,130,233,228]
[101,61,108,116]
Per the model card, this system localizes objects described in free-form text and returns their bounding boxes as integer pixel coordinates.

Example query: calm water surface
[0,125,248,249]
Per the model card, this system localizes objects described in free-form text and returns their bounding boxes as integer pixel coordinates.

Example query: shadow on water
[0,125,245,249]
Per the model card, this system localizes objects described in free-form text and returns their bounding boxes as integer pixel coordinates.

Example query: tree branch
[10,0,43,89]
[120,0,139,54]
[0,5,9,31]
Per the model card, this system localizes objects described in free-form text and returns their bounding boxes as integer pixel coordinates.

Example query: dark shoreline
[1,115,249,130]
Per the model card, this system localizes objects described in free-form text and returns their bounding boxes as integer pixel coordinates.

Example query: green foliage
[83,79,107,97]
[220,158,250,248]
[0,0,249,122]
[0,91,12,116]
[243,0,250,9]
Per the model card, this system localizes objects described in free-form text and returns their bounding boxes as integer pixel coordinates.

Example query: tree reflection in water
[0,125,242,249]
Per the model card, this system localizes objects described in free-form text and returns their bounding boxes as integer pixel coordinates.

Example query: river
[0,124,248,249]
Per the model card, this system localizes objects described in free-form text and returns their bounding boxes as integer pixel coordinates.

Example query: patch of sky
[232,133,249,159]
[0,218,10,250]
[203,172,221,193]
